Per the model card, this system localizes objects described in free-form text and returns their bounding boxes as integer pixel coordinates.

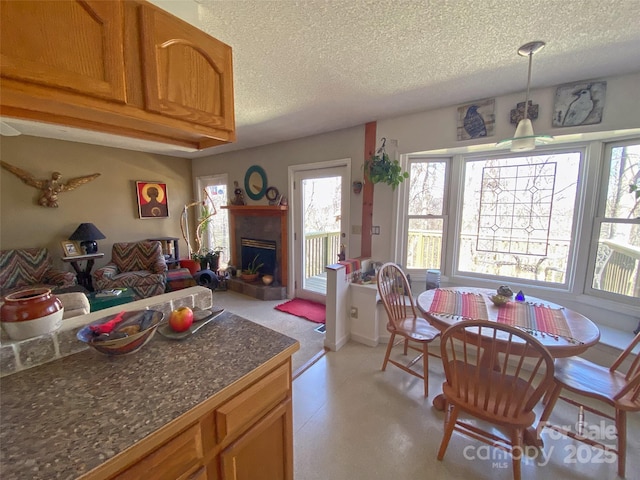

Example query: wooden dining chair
[437,320,555,480]
[537,332,640,478]
[376,262,440,397]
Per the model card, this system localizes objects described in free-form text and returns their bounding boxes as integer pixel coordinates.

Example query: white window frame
[584,138,640,303]
[451,146,587,290]
[196,173,229,260]
[394,136,640,314]
[400,156,451,274]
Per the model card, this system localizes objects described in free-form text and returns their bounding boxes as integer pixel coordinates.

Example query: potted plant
[364,151,409,190]
[240,254,263,282]
[191,251,209,270]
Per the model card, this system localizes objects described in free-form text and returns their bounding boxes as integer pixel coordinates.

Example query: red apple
[169,307,194,332]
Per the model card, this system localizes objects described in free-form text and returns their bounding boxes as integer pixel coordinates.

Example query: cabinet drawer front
[216,364,290,444]
[114,423,203,480]
[0,0,126,102]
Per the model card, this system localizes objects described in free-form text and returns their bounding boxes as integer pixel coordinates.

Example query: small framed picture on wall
[136,181,169,219]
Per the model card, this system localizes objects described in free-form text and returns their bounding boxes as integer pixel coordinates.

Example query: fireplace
[241,238,277,278]
[221,205,288,287]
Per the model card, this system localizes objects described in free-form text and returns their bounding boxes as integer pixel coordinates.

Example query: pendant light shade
[497,41,553,152]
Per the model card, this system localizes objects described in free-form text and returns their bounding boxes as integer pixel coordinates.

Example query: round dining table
[417,286,601,447]
[416,286,601,357]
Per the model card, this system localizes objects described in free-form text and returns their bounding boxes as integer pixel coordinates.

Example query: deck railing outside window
[304,232,340,279]
[406,231,637,297]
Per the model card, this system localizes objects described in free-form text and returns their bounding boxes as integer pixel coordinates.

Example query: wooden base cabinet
[220,402,292,480]
[82,361,294,480]
[0,0,235,150]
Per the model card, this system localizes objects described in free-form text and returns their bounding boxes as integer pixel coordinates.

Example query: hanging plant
[364,138,409,190]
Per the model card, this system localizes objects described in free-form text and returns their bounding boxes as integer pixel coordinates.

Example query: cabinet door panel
[0,0,126,102]
[216,364,290,444]
[139,4,234,131]
[220,402,292,480]
[113,423,204,480]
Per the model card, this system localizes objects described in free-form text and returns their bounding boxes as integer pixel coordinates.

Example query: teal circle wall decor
[244,165,267,200]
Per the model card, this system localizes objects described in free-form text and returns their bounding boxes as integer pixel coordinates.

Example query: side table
[61,253,104,292]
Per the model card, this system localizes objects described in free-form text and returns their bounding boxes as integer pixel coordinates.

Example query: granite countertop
[0,312,299,480]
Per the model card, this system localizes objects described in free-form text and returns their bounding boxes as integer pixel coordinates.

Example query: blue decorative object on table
[515,290,526,302]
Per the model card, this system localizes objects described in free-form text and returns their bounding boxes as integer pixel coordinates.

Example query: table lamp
[69,223,106,254]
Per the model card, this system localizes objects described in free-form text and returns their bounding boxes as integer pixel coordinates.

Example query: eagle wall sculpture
[1,161,100,208]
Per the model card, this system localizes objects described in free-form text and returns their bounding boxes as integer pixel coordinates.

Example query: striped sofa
[92,241,167,300]
[0,248,77,300]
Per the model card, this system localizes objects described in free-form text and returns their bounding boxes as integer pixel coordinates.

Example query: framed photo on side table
[136,181,169,219]
[61,241,82,257]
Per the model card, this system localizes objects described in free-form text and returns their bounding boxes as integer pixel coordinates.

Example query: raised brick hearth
[227,277,287,300]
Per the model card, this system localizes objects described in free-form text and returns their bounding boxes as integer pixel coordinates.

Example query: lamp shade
[497,118,553,152]
[69,223,106,254]
[510,119,536,152]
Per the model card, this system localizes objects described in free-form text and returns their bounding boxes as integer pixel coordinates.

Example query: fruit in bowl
[77,310,163,355]
[489,294,510,307]
[169,307,194,332]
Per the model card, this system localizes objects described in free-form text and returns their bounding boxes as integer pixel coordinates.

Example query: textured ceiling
[192,0,640,156]
[5,0,640,158]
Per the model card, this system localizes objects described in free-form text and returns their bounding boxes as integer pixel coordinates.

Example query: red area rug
[275,298,326,324]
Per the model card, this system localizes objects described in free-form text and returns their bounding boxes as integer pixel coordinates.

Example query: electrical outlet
[371,226,380,235]
[350,307,358,318]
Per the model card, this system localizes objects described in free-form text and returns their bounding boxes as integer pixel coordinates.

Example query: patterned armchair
[0,248,77,299]
[93,241,167,299]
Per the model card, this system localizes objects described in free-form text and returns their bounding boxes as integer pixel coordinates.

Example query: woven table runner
[429,289,488,320]
[497,302,574,340]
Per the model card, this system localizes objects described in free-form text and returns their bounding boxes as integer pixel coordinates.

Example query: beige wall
[0,136,193,271]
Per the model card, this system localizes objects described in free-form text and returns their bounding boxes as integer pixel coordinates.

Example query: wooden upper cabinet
[0,0,235,150]
[0,0,126,103]
[139,5,234,133]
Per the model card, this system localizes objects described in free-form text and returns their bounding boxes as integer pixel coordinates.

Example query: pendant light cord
[523,51,533,121]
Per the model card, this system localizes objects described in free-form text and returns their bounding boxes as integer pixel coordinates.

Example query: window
[401,137,640,308]
[458,151,581,285]
[589,141,640,300]
[404,159,448,270]
[197,174,230,268]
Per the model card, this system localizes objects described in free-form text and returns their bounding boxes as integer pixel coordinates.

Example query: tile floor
[212,290,638,479]
[293,342,640,480]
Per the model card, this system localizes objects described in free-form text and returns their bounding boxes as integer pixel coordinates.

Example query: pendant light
[497,41,553,152]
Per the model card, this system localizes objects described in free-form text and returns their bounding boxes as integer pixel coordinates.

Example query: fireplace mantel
[222,205,288,215]
[222,205,289,288]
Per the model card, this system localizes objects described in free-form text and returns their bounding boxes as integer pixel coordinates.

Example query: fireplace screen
[241,238,277,277]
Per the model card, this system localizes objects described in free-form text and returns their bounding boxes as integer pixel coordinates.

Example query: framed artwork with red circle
[136,181,169,219]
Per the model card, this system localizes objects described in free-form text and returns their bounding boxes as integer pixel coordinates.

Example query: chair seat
[443,361,537,427]
[99,271,165,287]
[389,316,440,342]
[554,357,640,411]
